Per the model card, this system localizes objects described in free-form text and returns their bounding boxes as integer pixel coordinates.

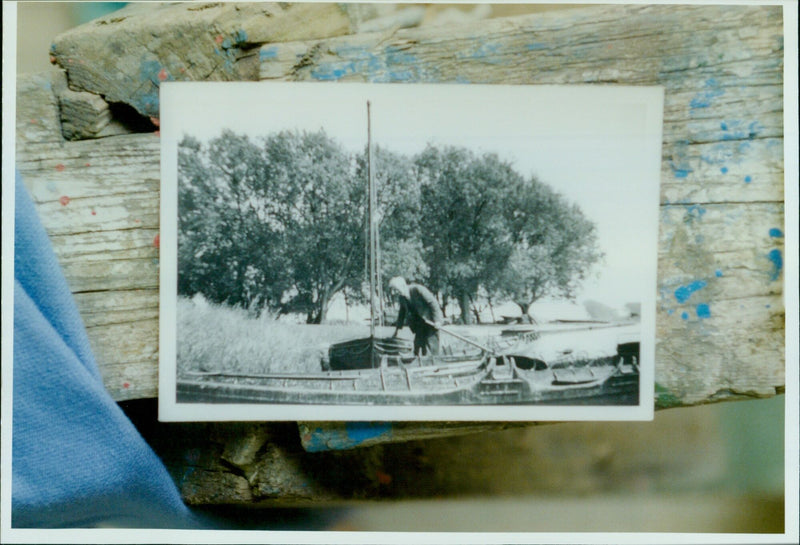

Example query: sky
[161,82,663,309]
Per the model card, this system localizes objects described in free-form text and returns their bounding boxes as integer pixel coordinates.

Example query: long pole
[367,100,375,339]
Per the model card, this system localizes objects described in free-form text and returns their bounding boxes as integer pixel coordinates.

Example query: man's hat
[388,276,410,297]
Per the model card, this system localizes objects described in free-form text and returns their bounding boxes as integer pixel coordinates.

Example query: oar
[424,319,498,355]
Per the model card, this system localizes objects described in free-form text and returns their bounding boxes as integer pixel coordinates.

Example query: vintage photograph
[159,82,661,421]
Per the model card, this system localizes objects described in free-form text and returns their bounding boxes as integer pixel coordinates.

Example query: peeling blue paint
[345,422,392,445]
[526,42,549,50]
[672,166,692,178]
[769,228,783,238]
[260,46,278,61]
[690,86,725,109]
[681,311,689,320]
[767,249,783,281]
[696,303,711,319]
[675,280,707,303]
[719,119,763,141]
[311,63,350,81]
[234,29,248,44]
[686,204,707,221]
[134,90,160,117]
[139,59,162,84]
[715,269,723,277]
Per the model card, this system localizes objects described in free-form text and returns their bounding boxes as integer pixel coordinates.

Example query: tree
[178,132,290,314]
[414,146,520,324]
[488,176,604,318]
[259,130,366,323]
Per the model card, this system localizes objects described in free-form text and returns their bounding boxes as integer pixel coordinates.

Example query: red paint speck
[59,195,70,206]
[215,35,224,44]
[30,118,39,125]
[376,470,392,485]
[91,210,97,216]
[123,382,130,389]
[158,67,168,81]
[85,162,91,167]
[134,219,142,224]
[55,163,65,172]
[153,234,160,248]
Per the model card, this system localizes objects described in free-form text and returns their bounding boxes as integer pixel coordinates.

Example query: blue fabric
[12,173,196,528]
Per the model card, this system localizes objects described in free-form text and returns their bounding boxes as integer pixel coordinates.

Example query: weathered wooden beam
[49,2,355,119]
[127,401,736,506]
[16,3,786,431]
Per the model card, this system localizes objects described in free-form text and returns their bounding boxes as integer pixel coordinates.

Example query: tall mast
[367,100,376,338]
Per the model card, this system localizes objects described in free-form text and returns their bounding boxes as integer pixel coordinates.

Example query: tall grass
[176,297,390,376]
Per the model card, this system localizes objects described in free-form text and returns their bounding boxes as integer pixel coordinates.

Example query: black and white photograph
[159,82,661,421]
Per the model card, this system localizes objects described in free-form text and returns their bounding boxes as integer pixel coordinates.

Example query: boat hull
[177,357,638,406]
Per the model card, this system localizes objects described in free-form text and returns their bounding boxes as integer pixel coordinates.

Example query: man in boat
[388,276,444,357]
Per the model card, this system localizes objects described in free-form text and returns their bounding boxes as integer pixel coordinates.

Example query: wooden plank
[15,4,786,423]
[49,2,355,119]
[142,403,735,505]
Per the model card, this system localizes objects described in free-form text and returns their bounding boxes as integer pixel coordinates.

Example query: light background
[170,82,662,311]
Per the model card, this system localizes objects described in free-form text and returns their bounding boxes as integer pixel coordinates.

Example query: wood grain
[16,4,786,420]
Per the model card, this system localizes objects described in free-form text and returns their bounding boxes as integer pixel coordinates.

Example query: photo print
[159,82,662,421]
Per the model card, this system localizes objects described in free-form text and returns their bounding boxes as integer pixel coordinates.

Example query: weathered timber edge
[16,4,785,422]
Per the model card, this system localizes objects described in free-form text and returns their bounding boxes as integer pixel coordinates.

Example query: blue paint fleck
[766,304,771,309]
[139,59,163,84]
[696,303,711,319]
[260,46,278,61]
[690,86,725,109]
[720,167,728,174]
[769,228,783,238]
[719,119,763,141]
[681,312,689,320]
[234,29,247,44]
[667,309,675,315]
[715,269,723,277]
[345,422,392,445]
[221,38,232,49]
[675,280,707,303]
[311,63,350,81]
[744,175,752,183]
[135,90,160,116]
[672,167,692,178]
[767,249,782,281]
[526,42,549,51]
[687,204,707,221]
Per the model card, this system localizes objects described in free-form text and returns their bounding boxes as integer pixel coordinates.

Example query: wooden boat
[176,332,639,406]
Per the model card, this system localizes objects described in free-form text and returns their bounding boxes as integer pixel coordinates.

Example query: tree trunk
[516,301,534,324]
[458,291,473,325]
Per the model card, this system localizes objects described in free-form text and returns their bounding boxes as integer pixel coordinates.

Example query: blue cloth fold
[12,173,196,528]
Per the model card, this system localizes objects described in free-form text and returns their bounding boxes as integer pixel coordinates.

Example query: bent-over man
[388,276,444,356]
